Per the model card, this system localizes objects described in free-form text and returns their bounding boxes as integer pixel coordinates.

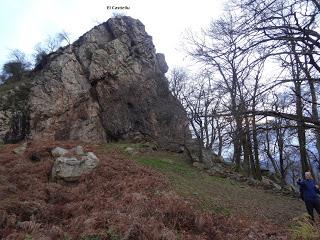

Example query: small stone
[272,183,282,191]
[70,145,84,155]
[193,162,205,170]
[124,147,135,154]
[51,147,69,157]
[12,142,27,156]
[30,152,41,162]
[81,152,100,171]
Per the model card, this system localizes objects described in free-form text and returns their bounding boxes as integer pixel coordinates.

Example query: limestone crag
[1,16,189,147]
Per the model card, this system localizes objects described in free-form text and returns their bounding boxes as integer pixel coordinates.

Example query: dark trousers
[305,199,320,221]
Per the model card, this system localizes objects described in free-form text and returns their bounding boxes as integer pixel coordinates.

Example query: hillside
[0,141,306,239]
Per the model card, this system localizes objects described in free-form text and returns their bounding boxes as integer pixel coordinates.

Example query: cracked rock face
[2,16,189,147]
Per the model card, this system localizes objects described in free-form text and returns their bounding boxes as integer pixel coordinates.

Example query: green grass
[105,226,121,240]
[102,142,143,153]
[101,143,304,225]
[23,235,33,240]
[102,143,235,215]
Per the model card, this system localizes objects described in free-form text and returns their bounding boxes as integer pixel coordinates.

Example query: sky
[0,0,225,70]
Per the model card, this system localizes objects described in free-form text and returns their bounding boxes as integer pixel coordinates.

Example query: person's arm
[297,179,304,186]
[315,183,320,194]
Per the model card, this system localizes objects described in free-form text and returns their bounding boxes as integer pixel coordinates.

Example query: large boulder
[185,139,223,169]
[51,146,99,182]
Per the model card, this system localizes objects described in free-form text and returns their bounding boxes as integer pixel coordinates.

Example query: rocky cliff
[0,16,189,147]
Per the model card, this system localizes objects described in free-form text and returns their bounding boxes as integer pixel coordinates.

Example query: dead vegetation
[0,141,291,239]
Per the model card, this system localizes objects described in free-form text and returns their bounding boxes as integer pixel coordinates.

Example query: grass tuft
[291,214,320,240]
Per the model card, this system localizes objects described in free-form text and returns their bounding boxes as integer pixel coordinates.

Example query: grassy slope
[103,143,305,228]
[0,141,307,239]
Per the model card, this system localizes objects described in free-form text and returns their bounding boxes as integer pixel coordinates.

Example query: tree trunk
[252,114,262,180]
[276,124,286,185]
[244,115,256,178]
[216,118,223,156]
[291,44,310,176]
[307,77,320,167]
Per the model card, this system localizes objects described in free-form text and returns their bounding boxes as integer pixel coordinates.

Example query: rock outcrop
[0,16,189,147]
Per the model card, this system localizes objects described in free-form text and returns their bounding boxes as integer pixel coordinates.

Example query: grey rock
[184,139,223,168]
[71,145,85,155]
[81,152,99,172]
[51,150,99,182]
[272,182,282,191]
[202,150,215,169]
[247,177,261,186]
[156,53,169,73]
[52,157,83,181]
[124,147,135,154]
[211,164,224,173]
[261,176,274,190]
[141,142,157,150]
[51,147,69,158]
[12,142,27,156]
[193,162,205,170]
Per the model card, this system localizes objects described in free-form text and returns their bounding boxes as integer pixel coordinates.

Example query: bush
[1,50,31,82]
[106,226,120,240]
[80,235,101,240]
[291,214,320,240]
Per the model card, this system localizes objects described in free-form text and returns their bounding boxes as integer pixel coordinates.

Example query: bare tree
[1,50,31,82]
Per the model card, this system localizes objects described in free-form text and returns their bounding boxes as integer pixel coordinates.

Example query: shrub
[24,234,33,240]
[291,215,320,240]
[1,50,31,82]
[106,226,120,240]
[80,235,101,240]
